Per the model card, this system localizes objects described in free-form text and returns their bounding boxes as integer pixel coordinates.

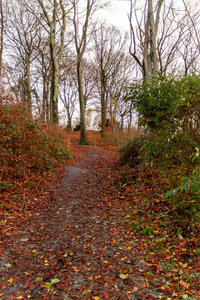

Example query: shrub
[0,102,71,182]
[128,75,200,145]
[164,147,200,220]
[118,136,142,166]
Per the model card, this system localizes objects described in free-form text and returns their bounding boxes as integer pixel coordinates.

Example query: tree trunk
[100,71,107,136]
[148,0,159,77]
[67,111,72,130]
[26,57,32,115]
[77,62,88,144]
[42,76,46,121]
[37,0,66,125]
[0,0,3,80]
[49,28,59,124]
[50,60,59,124]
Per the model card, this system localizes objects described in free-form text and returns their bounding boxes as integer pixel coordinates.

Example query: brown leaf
[179,280,190,289]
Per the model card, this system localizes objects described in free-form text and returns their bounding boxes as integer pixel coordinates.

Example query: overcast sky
[97,0,131,32]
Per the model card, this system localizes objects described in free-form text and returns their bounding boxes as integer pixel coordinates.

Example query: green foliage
[164,148,200,219]
[79,140,90,145]
[142,226,155,236]
[0,182,12,191]
[130,220,155,236]
[73,124,80,131]
[129,75,200,141]
[118,137,141,166]
[120,75,200,167]
[120,74,200,228]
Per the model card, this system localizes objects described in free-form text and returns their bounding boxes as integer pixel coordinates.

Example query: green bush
[129,75,200,144]
[164,147,200,219]
[118,137,142,166]
[121,75,200,167]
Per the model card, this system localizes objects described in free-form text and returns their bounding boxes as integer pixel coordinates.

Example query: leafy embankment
[116,75,200,299]
[0,101,71,213]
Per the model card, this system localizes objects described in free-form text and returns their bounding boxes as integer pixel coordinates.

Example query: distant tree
[59,57,78,130]
[71,0,95,144]
[71,0,108,144]
[34,35,52,122]
[180,0,200,74]
[5,0,41,114]
[92,23,132,133]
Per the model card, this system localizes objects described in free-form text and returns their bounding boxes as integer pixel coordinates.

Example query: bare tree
[0,0,3,79]
[92,23,132,134]
[71,0,97,144]
[59,56,78,130]
[71,0,108,144]
[23,0,69,124]
[81,58,96,109]
[129,0,184,80]
[34,35,52,122]
[38,0,67,124]
[5,0,41,114]
[180,0,200,73]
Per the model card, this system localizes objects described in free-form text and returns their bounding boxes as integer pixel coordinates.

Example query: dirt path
[0,135,164,300]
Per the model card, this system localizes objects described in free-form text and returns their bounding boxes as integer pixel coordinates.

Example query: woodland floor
[0,132,200,300]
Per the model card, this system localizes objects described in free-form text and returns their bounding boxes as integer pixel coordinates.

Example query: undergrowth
[0,101,71,209]
[118,75,200,233]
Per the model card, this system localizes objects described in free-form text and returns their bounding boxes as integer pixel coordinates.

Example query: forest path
[0,133,163,300]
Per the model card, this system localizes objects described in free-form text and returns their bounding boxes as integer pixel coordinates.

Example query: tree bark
[26,56,32,115]
[37,0,66,125]
[148,0,159,77]
[72,0,97,144]
[77,61,87,143]
[0,0,3,80]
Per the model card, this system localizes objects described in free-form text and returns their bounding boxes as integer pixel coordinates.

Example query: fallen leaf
[88,276,93,280]
[119,273,128,279]
[51,278,61,284]
[179,280,190,289]
[82,290,87,295]
[20,238,28,242]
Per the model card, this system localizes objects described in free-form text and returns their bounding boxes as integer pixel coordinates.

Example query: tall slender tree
[24,0,68,124]
[5,0,41,114]
[0,0,3,79]
[71,0,108,144]
[71,0,96,144]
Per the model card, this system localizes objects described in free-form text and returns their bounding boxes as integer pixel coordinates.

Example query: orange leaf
[88,276,93,280]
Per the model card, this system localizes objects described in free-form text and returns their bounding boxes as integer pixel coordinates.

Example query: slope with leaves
[0,130,199,299]
[0,101,71,213]
[117,161,200,299]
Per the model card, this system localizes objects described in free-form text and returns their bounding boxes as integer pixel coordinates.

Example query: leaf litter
[0,132,199,300]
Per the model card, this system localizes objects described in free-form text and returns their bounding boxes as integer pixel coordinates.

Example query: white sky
[97,0,131,32]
